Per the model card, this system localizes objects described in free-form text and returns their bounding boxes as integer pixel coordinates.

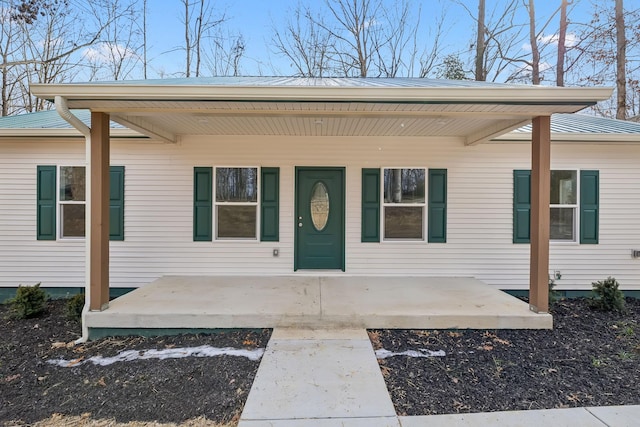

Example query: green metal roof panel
[515,113,640,135]
[0,109,125,129]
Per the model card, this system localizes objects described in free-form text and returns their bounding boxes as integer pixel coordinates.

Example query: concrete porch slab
[85,275,552,332]
[239,328,398,426]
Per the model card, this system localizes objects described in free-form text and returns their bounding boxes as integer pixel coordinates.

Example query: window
[383,168,425,239]
[513,169,599,244]
[215,167,258,239]
[550,170,577,241]
[193,167,280,242]
[59,166,86,238]
[36,165,125,241]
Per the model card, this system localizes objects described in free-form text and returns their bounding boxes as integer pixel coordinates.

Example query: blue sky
[143,0,595,78]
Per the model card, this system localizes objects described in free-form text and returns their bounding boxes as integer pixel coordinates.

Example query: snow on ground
[48,345,265,367]
[375,348,446,359]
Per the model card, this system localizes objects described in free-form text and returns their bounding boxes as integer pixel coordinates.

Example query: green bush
[548,276,560,306]
[65,293,85,321]
[589,276,625,313]
[9,283,47,319]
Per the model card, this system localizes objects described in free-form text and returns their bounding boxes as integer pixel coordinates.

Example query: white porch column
[89,112,110,311]
[530,116,551,313]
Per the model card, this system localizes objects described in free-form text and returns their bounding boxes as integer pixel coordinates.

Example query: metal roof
[513,113,640,134]
[82,76,525,89]
[0,109,638,143]
[0,109,126,129]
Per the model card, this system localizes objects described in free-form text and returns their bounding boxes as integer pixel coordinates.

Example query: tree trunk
[615,0,626,119]
[556,0,569,86]
[528,0,540,84]
[475,0,486,81]
[185,0,191,77]
[143,0,147,79]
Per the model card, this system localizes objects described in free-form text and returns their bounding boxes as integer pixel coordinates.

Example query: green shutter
[37,165,57,240]
[193,167,212,241]
[513,170,531,243]
[580,170,599,244]
[261,167,280,242]
[428,169,447,243]
[109,166,125,241]
[361,168,380,242]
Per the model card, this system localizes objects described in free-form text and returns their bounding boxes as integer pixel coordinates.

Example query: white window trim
[381,167,427,242]
[213,166,260,241]
[550,169,580,244]
[57,165,86,241]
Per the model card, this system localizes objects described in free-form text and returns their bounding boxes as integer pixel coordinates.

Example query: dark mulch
[0,300,271,425]
[370,297,640,416]
[2,297,639,425]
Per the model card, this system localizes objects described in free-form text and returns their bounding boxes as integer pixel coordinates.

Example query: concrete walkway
[239,328,640,427]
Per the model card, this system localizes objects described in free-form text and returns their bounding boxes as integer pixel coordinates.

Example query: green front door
[295,167,345,271]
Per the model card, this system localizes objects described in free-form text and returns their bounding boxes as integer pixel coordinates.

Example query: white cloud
[83,43,138,63]
[522,32,580,51]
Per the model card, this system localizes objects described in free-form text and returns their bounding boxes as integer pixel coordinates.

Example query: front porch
[85,276,552,337]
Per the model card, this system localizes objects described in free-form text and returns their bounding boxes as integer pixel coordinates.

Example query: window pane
[550,170,576,205]
[217,205,257,238]
[61,204,85,237]
[384,206,423,239]
[216,168,257,202]
[550,207,574,240]
[60,167,86,201]
[383,169,425,203]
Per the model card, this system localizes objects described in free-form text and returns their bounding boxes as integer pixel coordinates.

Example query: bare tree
[457,0,527,82]
[556,0,571,86]
[84,0,142,81]
[577,1,640,118]
[526,0,540,84]
[2,0,120,115]
[475,0,485,80]
[615,0,626,119]
[271,6,333,77]
[181,0,226,77]
[271,0,422,78]
[205,30,245,76]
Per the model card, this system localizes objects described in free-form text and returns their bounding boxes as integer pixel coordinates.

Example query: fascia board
[30,83,614,104]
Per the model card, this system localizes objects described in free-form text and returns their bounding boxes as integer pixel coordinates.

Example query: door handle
[298,222,303,227]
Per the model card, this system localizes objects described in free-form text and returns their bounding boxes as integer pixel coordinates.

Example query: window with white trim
[383,168,426,240]
[215,167,258,239]
[59,166,86,238]
[550,170,577,241]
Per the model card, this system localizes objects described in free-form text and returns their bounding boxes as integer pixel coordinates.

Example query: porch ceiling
[30,79,613,144]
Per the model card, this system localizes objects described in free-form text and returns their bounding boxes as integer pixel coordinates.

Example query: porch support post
[89,112,110,311]
[529,116,551,313]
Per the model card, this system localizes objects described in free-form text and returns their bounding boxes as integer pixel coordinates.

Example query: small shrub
[589,276,625,313]
[65,293,85,321]
[9,283,47,319]
[548,277,560,306]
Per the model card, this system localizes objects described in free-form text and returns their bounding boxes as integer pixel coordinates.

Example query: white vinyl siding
[1,136,640,292]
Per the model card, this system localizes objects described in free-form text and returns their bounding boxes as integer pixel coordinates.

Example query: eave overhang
[29,81,614,143]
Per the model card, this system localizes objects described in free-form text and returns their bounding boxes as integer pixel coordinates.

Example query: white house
[1,77,638,323]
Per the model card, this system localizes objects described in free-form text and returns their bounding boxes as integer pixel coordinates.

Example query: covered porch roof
[30,77,613,144]
[27,77,614,339]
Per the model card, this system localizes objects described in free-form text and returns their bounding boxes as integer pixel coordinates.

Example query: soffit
[29,79,613,143]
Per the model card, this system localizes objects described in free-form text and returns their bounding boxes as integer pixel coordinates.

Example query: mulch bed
[0,300,271,425]
[1,297,639,425]
[370,297,640,416]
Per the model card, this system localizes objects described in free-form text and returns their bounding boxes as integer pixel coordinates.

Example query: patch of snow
[375,348,446,359]
[48,345,265,368]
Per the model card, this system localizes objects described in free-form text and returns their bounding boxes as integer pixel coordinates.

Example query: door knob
[298,222,303,227]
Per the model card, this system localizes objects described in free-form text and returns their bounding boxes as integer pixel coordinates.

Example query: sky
[141,0,597,78]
